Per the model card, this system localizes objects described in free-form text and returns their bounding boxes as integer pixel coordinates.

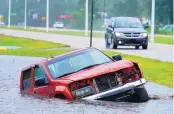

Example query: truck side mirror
[35,77,48,87]
[108,25,112,28]
[112,55,122,61]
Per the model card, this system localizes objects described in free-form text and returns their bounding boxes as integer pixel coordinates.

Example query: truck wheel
[133,86,149,102]
[142,45,148,49]
[110,37,117,49]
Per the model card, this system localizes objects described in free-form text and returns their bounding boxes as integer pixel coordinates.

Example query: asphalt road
[0,28,173,62]
[0,55,173,114]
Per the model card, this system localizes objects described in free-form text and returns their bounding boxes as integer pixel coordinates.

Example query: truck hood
[59,60,134,82]
[114,28,147,33]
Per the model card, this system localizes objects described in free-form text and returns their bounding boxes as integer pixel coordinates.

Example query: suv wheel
[105,34,109,48]
[142,45,148,49]
[135,46,140,49]
[110,36,117,49]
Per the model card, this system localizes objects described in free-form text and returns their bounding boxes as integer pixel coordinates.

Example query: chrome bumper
[83,78,147,100]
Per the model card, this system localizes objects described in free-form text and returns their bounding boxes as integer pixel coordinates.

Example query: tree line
[0,0,172,29]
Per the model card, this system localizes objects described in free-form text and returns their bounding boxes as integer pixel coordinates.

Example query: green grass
[0,35,173,87]
[1,49,71,57]
[0,26,173,45]
[0,26,103,38]
[0,34,69,49]
[146,28,173,36]
[0,34,71,57]
[155,37,173,44]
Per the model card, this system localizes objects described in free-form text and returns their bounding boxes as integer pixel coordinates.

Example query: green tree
[0,0,172,28]
[155,0,173,24]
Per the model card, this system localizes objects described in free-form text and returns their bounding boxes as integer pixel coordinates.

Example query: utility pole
[46,0,49,32]
[85,0,89,36]
[8,0,11,28]
[90,0,94,47]
[65,0,68,14]
[151,0,155,43]
[24,0,27,30]
[104,0,106,19]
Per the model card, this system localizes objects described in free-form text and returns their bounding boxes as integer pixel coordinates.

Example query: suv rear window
[22,69,31,90]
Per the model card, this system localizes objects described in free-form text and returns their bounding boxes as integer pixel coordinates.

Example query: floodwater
[0,55,173,114]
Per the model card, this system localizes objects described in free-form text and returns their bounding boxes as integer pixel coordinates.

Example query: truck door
[32,65,54,97]
[21,68,34,95]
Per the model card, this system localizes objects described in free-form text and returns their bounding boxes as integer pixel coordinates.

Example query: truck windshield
[45,48,112,79]
[114,18,143,28]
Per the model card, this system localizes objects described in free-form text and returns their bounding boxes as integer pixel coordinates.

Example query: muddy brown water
[0,55,173,114]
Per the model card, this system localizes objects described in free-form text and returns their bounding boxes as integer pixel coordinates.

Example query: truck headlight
[72,86,93,98]
[140,33,148,37]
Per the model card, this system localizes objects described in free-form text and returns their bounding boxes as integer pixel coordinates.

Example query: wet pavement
[0,55,173,114]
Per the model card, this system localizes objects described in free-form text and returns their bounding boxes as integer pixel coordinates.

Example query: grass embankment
[0,34,71,57]
[0,26,103,38]
[0,35,173,87]
[0,26,173,45]
[146,28,173,36]
[155,37,173,45]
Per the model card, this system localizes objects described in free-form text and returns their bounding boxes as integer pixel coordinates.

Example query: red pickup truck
[20,47,149,102]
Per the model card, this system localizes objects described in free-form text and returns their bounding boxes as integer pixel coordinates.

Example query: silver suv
[105,17,148,49]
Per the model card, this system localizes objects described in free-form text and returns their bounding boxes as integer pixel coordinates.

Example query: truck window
[34,66,48,87]
[22,69,31,90]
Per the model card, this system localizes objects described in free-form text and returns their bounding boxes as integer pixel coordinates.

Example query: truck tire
[133,86,149,102]
[142,45,148,49]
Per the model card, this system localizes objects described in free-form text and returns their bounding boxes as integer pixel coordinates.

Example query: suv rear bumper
[83,78,147,100]
[115,37,148,46]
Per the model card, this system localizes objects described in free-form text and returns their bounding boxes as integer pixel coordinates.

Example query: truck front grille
[95,72,120,92]
[94,66,140,93]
